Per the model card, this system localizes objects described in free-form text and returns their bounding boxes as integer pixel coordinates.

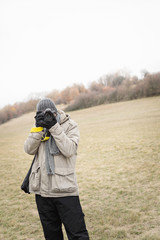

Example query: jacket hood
[58,110,70,124]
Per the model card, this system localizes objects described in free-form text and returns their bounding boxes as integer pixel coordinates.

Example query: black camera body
[43,108,56,122]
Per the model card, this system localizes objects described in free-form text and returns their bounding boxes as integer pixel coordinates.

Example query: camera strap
[30,127,50,142]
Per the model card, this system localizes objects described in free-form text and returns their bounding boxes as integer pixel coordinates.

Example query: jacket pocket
[51,168,77,193]
[29,166,41,191]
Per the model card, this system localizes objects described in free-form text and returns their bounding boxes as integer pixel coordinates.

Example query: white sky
[0,0,160,108]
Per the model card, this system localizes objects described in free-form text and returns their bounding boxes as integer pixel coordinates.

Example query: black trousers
[35,195,89,240]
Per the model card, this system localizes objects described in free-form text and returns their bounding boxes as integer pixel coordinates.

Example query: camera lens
[44,111,53,122]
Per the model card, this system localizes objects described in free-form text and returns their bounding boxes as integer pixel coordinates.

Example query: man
[24,98,89,240]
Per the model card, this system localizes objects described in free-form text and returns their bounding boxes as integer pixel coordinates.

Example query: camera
[43,108,56,122]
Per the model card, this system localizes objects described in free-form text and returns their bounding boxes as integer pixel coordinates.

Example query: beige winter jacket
[24,110,80,197]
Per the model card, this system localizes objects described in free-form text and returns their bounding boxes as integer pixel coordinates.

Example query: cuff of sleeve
[30,127,44,133]
[49,123,63,135]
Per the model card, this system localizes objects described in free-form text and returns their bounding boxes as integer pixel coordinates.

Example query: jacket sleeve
[49,120,80,158]
[24,127,44,155]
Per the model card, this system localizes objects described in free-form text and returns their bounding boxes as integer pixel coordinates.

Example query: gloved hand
[35,111,45,127]
[43,114,57,129]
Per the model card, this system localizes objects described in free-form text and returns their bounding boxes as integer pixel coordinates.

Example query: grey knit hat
[36,98,57,112]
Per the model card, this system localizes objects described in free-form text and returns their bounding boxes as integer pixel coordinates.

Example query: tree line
[0,70,160,124]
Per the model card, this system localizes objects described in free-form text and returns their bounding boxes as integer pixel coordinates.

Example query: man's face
[53,112,57,118]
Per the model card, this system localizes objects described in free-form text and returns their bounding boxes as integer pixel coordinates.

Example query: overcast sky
[0,0,160,108]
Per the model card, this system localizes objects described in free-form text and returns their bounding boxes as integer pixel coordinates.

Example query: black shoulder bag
[21,156,35,194]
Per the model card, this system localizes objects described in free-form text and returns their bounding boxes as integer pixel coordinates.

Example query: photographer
[24,98,89,240]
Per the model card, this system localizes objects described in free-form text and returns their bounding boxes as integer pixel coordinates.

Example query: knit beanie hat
[36,98,57,112]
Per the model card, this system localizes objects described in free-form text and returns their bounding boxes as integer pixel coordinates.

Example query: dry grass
[0,96,160,240]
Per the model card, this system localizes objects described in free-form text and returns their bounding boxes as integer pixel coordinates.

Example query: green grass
[0,96,160,240]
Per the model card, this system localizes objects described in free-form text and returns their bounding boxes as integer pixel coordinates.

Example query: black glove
[43,114,57,129]
[35,111,45,127]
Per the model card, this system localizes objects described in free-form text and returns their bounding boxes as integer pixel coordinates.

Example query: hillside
[0,96,160,240]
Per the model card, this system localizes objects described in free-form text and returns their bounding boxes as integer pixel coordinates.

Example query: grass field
[0,96,160,240]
